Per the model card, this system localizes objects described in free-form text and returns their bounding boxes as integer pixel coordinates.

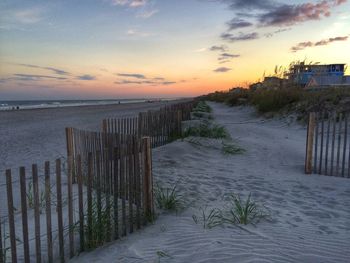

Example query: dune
[68,102,350,262]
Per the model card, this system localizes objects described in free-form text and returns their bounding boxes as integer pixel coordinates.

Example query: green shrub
[184,121,229,139]
[193,101,212,113]
[221,142,245,155]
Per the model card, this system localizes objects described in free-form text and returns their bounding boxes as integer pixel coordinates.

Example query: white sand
[53,103,350,262]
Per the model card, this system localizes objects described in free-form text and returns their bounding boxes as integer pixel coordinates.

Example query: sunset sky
[0,0,349,99]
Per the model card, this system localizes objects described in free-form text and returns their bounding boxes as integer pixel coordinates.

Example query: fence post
[6,169,17,263]
[142,137,154,220]
[305,112,316,174]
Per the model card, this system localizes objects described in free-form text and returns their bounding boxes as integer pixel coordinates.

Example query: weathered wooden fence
[102,101,194,148]
[1,135,153,263]
[305,111,350,177]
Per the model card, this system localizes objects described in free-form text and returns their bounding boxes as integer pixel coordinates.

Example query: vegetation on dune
[192,207,222,229]
[184,120,230,139]
[155,183,182,211]
[193,100,212,113]
[222,193,269,225]
[201,86,350,120]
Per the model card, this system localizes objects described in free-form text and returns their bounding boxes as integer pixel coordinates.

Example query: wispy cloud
[117,73,146,79]
[221,32,259,42]
[209,45,229,52]
[14,74,67,81]
[291,35,349,52]
[213,67,232,73]
[77,74,96,80]
[194,47,207,52]
[136,9,159,18]
[115,72,176,85]
[126,29,153,37]
[17,64,70,75]
[218,53,240,61]
[14,8,44,24]
[226,18,253,31]
[111,0,148,7]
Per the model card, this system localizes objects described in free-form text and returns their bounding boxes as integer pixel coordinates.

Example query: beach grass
[155,184,182,211]
[192,207,222,229]
[221,142,245,155]
[184,121,230,139]
[222,193,268,225]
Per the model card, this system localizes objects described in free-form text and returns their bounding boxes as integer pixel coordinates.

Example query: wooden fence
[102,101,194,148]
[0,135,153,263]
[305,111,350,177]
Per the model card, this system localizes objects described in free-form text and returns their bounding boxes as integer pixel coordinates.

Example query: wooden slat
[87,153,93,249]
[134,138,141,229]
[0,209,3,263]
[104,148,111,242]
[32,164,42,263]
[6,169,17,263]
[128,137,134,233]
[77,155,85,252]
[55,159,65,263]
[120,136,127,236]
[330,113,337,176]
[113,145,119,240]
[336,113,343,176]
[325,115,331,175]
[313,112,319,173]
[305,112,316,174]
[95,151,103,244]
[67,155,74,258]
[142,137,154,220]
[19,167,30,263]
[45,161,53,263]
[318,112,325,174]
[342,114,348,177]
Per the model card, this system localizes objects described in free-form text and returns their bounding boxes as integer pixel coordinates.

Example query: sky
[0,0,349,100]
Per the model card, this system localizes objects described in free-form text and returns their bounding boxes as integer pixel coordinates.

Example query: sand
[69,102,350,263]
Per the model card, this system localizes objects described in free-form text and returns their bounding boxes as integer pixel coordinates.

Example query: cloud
[213,67,232,73]
[17,64,70,75]
[117,73,146,79]
[221,32,259,42]
[258,0,347,27]
[218,53,240,60]
[209,45,229,52]
[291,35,348,52]
[264,27,291,38]
[77,74,96,80]
[227,18,253,30]
[136,9,159,18]
[194,47,207,52]
[13,74,67,81]
[215,0,276,11]
[126,29,152,37]
[115,79,176,85]
[14,8,44,24]
[111,0,148,7]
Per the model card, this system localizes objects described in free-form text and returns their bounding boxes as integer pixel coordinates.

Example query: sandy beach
[69,102,350,263]
[0,101,178,172]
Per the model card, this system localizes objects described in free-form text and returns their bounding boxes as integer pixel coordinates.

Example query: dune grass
[192,207,222,229]
[221,142,245,155]
[155,184,182,211]
[184,121,230,139]
[222,193,268,225]
[193,101,212,113]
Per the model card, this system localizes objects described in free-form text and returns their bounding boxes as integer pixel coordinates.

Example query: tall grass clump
[184,121,229,139]
[84,197,111,250]
[155,184,182,211]
[193,101,212,113]
[192,207,222,229]
[222,193,268,225]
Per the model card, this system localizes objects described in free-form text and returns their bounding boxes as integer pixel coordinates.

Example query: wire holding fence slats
[305,110,350,177]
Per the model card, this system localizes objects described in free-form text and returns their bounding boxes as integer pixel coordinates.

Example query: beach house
[287,62,350,88]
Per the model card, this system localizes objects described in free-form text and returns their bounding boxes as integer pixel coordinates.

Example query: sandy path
[68,102,350,262]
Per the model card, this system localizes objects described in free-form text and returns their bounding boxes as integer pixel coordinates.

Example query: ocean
[0,99,170,111]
